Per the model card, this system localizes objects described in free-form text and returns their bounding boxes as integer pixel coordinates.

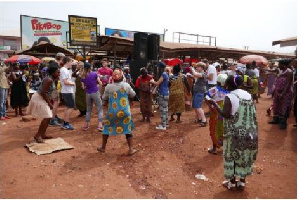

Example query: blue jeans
[192,92,204,109]
[0,88,8,117]
[85,91,103,123]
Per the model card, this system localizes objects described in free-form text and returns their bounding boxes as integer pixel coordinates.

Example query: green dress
[223,93,258,179]
[75,77,87,112]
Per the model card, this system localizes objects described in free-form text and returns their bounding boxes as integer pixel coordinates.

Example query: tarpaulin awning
[272,37,297,47]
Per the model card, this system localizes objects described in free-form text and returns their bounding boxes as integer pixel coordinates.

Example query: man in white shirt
[204,60,218,89]
[60,57,75,130]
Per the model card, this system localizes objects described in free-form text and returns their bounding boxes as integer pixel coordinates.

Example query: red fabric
[97,67,113,85]
[135,75,153,88]
[163,58,183,66]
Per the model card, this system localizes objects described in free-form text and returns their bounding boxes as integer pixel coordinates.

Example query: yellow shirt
[57,81,61,92]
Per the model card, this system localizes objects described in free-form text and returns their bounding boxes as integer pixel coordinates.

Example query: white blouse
[226,89,252,115]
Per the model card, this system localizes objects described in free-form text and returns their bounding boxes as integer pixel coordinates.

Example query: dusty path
[0,93,297,198]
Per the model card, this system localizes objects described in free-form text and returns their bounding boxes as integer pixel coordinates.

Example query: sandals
[208,148,217,155]
[222,181,236,190]
[199,121,207,127]
[194,119,201,123]
[236,181,246,191]
[83,125,89,131]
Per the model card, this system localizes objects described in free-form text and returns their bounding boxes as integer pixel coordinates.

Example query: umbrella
[42,57,55,62]
[5,55,42,65]
[239,55,269,66]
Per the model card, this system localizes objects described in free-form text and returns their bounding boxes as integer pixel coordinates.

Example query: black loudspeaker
[129,60,148,84]
[129,60,148,101]
[148,34,160,60]
[134,32,148,60]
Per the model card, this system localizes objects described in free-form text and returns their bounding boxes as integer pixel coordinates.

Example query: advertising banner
[105,28,164,41]
[21,15,69,50]
[21,15,100,50]
[68,15,97,46]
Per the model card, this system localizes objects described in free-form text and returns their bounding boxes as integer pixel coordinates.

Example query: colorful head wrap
[112,68,124,81]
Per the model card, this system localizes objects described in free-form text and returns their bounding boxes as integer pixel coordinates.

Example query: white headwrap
[217,74,228,86]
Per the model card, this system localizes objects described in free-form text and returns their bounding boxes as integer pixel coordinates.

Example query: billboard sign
[21,15,69,50]
[20,15,100,50]
[105,27,164,41]
[68,15,97,46]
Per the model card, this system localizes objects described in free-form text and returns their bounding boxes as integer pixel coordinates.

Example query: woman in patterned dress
[135,68,153,122]
[74,62,87,117]
[208,75,258,191]
[98,68,138,155]
[206,74,228,155]
[169,64,191,123]
[183,67,194,111]
[268,59,294,129]
[266,63,278,96]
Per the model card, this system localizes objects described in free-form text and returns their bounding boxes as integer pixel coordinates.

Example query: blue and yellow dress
[102,82,136,135]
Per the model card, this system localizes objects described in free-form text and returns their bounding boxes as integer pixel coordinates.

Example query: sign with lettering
[68,15,97,46]
[21,15,100,50]
[21,15,69,50]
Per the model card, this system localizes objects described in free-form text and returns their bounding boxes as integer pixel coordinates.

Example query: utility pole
[163,28,168,42]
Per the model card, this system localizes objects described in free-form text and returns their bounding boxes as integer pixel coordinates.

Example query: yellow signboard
[68,15,97,46]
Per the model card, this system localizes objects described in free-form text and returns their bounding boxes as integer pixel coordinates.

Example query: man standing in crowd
[98,58,113,96]
[49,52,65,126]
[60,57,75,130]
[228,63,237,76]
[204,59,218,89]
[190,62,207,127]
[0,63,10,120]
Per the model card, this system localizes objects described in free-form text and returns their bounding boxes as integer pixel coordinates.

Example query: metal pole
[173,32,174,42]
[179,33,181,43]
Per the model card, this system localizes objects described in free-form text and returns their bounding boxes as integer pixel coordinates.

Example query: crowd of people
[0,53,297,191]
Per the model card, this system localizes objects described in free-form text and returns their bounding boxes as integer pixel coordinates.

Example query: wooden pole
[83,45,86,61]
[113,39,116,66]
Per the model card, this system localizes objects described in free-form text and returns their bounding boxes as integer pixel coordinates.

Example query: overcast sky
[0,0,297,53]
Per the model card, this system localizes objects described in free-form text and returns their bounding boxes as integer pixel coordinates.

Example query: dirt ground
[0,93,297,199]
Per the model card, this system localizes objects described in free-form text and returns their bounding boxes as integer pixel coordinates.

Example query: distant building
[0,35,21,60]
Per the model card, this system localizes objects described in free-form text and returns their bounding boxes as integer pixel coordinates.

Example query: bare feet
[128,149,138,156]
[42,135,53,139]
[169,117,175,122]
[34,136,44,143]
[97,147,105,153]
